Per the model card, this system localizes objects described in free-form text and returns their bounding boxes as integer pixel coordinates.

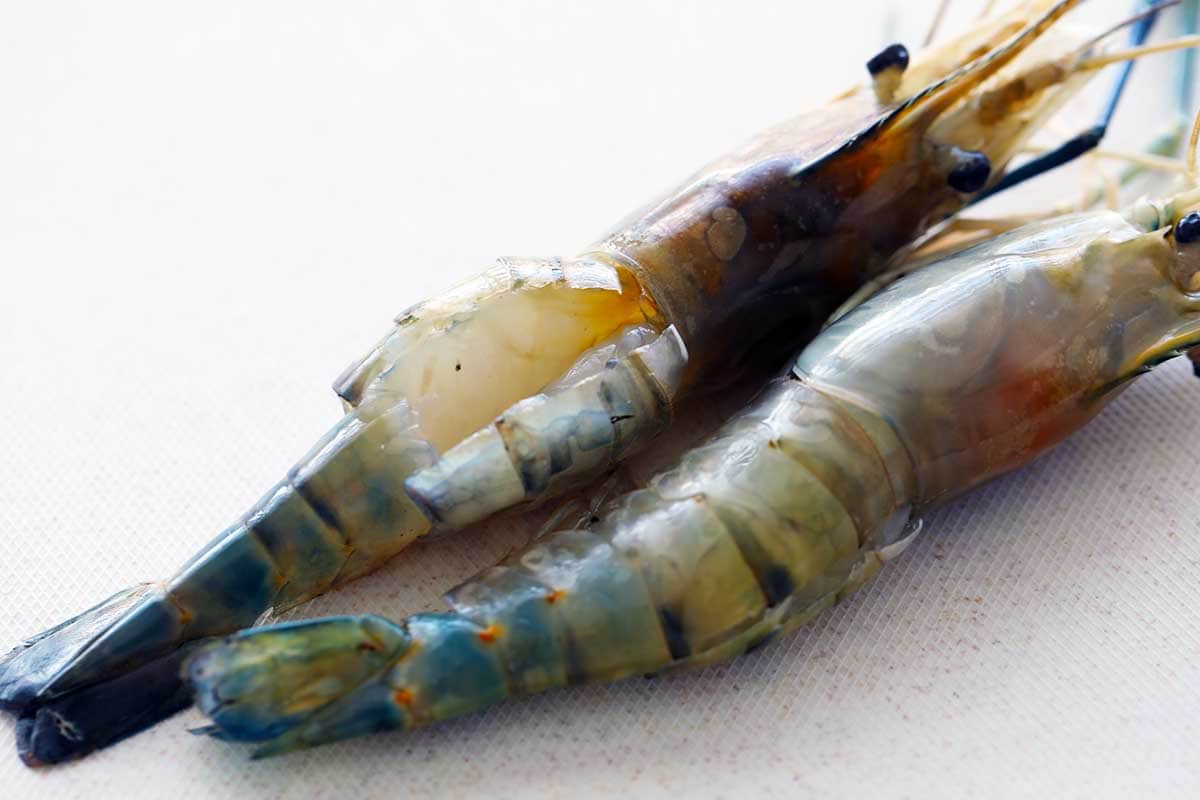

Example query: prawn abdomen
[435,378,911,682]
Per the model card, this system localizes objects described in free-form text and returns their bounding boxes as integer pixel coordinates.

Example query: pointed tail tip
[14,716,45,768]
[9,643,199,767]
[189,616,412,757]
[0,583,210,767]
[0,583,164,715]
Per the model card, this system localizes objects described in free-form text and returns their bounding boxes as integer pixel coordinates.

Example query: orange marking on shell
[163,590,193,626]
[990,354,1081,465]
[614,263,661,323]
[392,688,415,708]
[545,588,566,604]
[393,639,422,663]
[477,624,502,644]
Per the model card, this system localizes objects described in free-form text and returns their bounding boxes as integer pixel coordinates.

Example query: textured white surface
[2,1,1198,797]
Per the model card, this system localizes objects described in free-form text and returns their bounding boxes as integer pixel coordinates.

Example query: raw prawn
[189,124,1200,758]
[0,0,1161,764]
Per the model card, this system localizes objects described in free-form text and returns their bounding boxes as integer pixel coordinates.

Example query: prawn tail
[187,616,413,754]
[0,540,281,765]
[13,643,202,767]
[0,585,202,765]
[188,600,562,758]
[189,522,681,756]
[0,394,438,763]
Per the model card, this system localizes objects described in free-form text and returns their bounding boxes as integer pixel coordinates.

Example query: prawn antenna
[1188,84,1200,181]
[973,0,1165,204]
[923,0,953,47]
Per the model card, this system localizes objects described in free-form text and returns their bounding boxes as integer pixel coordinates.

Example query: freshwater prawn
[187,108,1200,759]
[0,0,1168,764]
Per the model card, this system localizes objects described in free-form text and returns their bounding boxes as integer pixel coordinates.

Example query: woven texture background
[2,1,1198,797]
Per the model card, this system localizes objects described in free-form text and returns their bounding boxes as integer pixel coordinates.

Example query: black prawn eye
[866,43,910,76]
[947,149,992,194]
[1174,211,1200,244]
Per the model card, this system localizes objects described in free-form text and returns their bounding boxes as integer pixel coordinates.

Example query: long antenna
[1078,34,1200,71]
[972,0,1163,204]
[923,0,953,47]
[1186,94,1200,181]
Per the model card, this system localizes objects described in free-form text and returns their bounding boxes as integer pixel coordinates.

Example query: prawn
[0,0,1167,764]
[186,109,1200,759]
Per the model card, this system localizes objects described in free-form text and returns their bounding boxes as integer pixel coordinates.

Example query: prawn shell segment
[334,257,661,450]
[796,208,1200,506]
[444,567,570,696]
[285,396,437,584]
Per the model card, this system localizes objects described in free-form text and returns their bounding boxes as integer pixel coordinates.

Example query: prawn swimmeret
[186,122,1200,759]
[0,0,1171,765]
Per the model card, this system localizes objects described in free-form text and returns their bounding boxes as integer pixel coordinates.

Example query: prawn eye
[947,149,992,193]
[867,43,910,76]
[1174,211,1200,244]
